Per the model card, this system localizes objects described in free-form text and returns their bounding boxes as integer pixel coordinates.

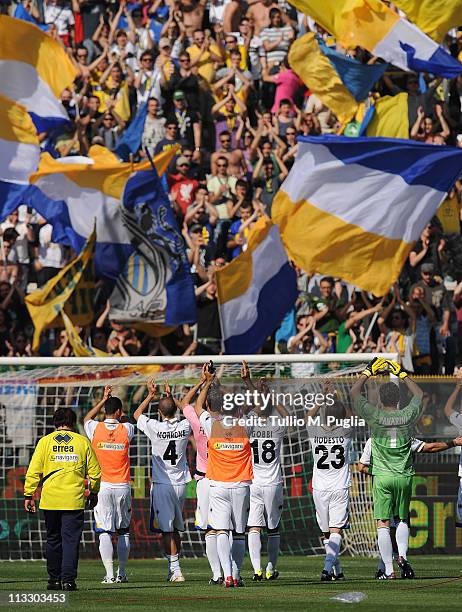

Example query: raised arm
[133,379,157,421]
[84,385,112,423]
[195,365,215,418]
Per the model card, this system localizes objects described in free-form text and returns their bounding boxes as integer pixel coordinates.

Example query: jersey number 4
[251,439,276,464]
[163,441,178,466]
[315,444,345,470]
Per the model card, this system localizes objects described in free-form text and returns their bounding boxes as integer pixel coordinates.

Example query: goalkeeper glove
[385,360,408,379]
[362,357,388,378]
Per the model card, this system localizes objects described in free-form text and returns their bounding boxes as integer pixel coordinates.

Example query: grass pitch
[1,556,461,611]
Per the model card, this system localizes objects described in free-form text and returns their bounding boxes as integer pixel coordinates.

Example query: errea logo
[54,433,72,444]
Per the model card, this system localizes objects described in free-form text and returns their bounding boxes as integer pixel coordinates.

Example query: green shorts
[372,475,413,521]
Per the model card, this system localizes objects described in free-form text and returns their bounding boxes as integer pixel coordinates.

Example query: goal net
[0,353,420,562]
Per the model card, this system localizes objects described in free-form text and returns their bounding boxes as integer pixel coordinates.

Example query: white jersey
[359,436,425,467]
[248,413,286,486]
[449,411,462,477]
[310,426,352,491]
[137,414,192,485]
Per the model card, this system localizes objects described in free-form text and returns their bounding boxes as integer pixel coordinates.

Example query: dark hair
[158,396,176,418]
[220,130,231,138]
[3,228,19,242]
[104,396,123,415]
[269,7,282,18]
[236,179,248,190]
[141,50,154,61]
[385,308,409,329]
[206,380,224,413]
[320,276,334,286]
[379,382,400,407]
[53,408,77,429]
[279,98,291,106]
[216,155,228,165]
[230,49,241,57]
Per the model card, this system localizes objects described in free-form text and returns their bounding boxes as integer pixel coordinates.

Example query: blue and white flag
[216,217,298,354]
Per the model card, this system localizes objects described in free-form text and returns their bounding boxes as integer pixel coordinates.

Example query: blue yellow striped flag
[393,0,462,44]
[0,16,77,131]
[273,136,462,296]
[289,0,462,78]
[0,94,40,214]
[216,216,298,354]
[289,33,387,125]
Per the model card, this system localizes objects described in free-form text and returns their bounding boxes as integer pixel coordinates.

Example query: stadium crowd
[1,0,462,371]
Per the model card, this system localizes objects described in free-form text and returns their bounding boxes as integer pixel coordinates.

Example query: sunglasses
[217,164,228,168]
[220,138,231,143]
[179,163,189,167]
[179,58,190,62]
[167,125,177,129]
[286,131,296,135]
[142,57,153,62]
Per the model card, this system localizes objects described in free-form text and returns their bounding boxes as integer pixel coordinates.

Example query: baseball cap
[421,263,435,274]
[189,224,202,234]
[173,90,185,100]
[159,37,171,49]
[177,156,191,167]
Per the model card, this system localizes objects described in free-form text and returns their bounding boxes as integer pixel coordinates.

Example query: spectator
[260,8,294,66]
[410,263,456,373]
[169,156,200,216]
[168,90,201,154]
[141,97,166,157]
[36,224,66,288]
[226,201,258,258]
[207,156,238,204]
[187,29,224,84]
[211,131,247,177]
[252,154,288,217]
[154,119,182,155]
[166,52,201,112]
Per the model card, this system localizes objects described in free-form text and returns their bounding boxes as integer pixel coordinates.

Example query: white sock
[167,554,181,575]
[231,535,245,579]
[396,521,409,559]
[324,538,342,574]
[99,532,114,579]
[324,533,341,574]
[117,534,130,576]
[217,532,232,578]
[205,532,221,580]
[377,527,394,575]
[248,531,262,573]
[267,533,280,571]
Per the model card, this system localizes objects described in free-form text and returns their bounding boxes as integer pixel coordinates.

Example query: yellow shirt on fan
[24,429,101,510]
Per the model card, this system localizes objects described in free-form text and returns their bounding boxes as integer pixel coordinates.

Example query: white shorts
[313,488,349,533]
[195,477,211,530]
[209,484,250,533]
[150,482,186,533]
[94,486,131,533]
[457,479,462,527]
[248,483,283,530]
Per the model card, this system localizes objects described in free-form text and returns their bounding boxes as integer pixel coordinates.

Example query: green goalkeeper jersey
[353,395,421,477]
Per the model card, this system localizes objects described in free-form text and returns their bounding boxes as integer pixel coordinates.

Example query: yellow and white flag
[25,228,96,351]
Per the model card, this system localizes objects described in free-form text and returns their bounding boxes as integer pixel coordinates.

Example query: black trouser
[43,510,84,582]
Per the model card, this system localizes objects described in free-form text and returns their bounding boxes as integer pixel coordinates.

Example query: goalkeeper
[351,358,423,581]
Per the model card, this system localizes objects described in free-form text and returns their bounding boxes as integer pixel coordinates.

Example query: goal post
[0,353,400,561]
